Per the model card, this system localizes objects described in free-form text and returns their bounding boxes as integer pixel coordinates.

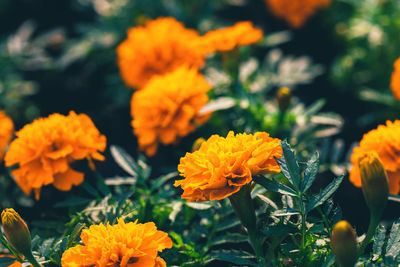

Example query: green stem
[359,213,380,255]
[25,252,41,267]
[297,192,307,249]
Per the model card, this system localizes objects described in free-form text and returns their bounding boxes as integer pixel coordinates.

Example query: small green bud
[331,220,358,267]
[358,151,389,217]
[1,208,32,256]
[276,87,291,111]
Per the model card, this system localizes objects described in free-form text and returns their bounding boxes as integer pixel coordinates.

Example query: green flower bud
[331,220,358,267]
[1,208,32,256]
[358,151,389,217]
[276,87,291,111]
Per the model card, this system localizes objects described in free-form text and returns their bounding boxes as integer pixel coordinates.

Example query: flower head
[131,66,211,157]
[1,209,31,256]
[117,17,207,89]
[175,131,282,201]
[0,111,14,161]
[358,151,389,216]
[265,0,332,28]
[61,218,172,267]
[4,111,106,200]
[200,21,263,53]
[390,57,400,101]
[350,120,400,195]
[331,220,358,267]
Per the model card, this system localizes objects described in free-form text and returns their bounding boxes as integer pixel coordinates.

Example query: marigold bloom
[350,120,400,195]
[61,218,172,267]
[199,21,263,53]
[117,17,263,89]
[175,131,282,201]
[265,0,332,28]
[0,111,14,161]
[390,57,400,101]
[131,66,211,157]
[4,111,106,200]
[117,17,207,89]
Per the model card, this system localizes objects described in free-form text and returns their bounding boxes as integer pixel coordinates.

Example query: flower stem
[359,213,380,255]
[25,252,41,267]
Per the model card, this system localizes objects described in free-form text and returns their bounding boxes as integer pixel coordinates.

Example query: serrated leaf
[263,224,297,235]
[306,175,344,213]
[210,233,248,247]
[254,176,297,196]
[150,172,178,192]
[271,208,300,217]
[39,238,55,256]
[207,249,258,266]
[54,197,92,208]
[0,257,17,266]
[301,152,319,193]
[279,141,301,190]
[216,217,241,232]
[110,145,138,176]
[372,224,386,261]
[386,219,400,258]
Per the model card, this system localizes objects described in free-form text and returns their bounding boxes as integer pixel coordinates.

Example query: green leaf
[372,224,386,261]
[254,176,297,196]
[306,175,344,213]
[54,197,92,208]
[0,257,17,266]
[263,224,297,236]
[216,217,241,232]
[278,141,301,190]
[110,145,138,176]
[39,238,56,256]
[271,208,300,217]
[386,218,400,258]
[210,233,248,247]
[67,223,85,248]
[301,152,319,193]
[207,249,258,266]
[150,172,178,192]
[321,253,335,267]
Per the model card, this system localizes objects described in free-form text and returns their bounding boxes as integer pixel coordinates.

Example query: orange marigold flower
[199,21,263,53]
[61,218,172,267]
[350,120,400,195]
[0,111,14,161]
[131,66,211,157]
[117,17,207,89]
[4,111,106,200]
[265,0,332,28]
[390,57,400,101]
[174,131,282,201]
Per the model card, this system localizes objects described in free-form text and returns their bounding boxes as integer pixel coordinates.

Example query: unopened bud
[192,137,205,152]
[358,151,389,216]
[331,220,358,267]
[276,87,291,111]
[1,209,32,256]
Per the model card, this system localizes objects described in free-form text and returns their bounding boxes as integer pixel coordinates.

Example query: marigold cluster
[390,57,400,101]
[131,66,211,157]
[4,111,106,200]
[265,0,332,28]
[117,17,263,89]
[349,120,400,194]
[117,17,207,89]
[175,131,282,201]
[61,218,172,267]
[0,111,14,161]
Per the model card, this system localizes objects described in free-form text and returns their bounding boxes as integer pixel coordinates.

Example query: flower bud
[276,87,291,111]
[1,209,32,256]
[358,151,389,216]
[192,137,205,152]
[331,220,358,267]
